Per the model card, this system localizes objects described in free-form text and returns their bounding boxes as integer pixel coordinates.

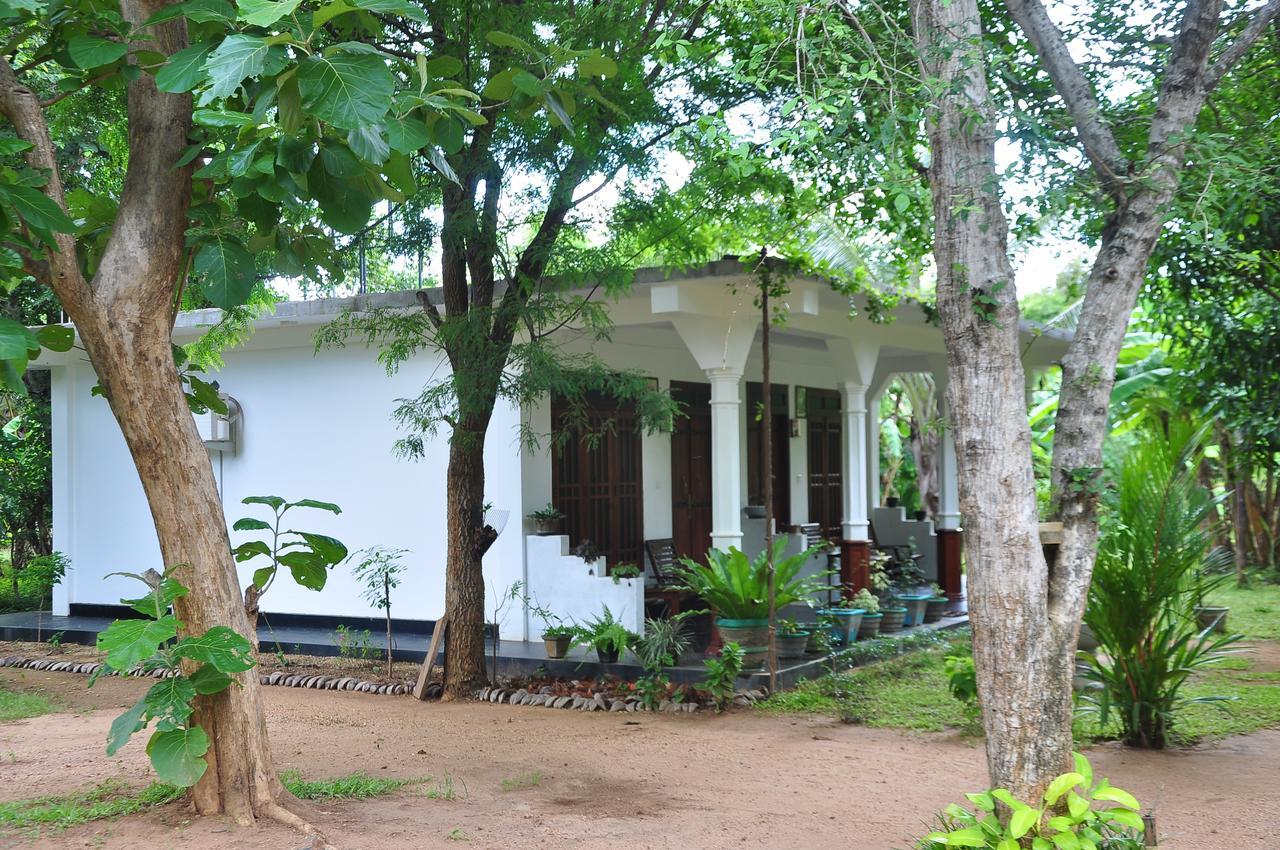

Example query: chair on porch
[643,538,696,619]
[869,521,924,575]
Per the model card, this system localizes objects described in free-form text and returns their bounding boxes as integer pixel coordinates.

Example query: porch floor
[0,610,969,690]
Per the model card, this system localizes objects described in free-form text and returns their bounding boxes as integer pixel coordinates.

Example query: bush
[675,540,827,620]
[1080,423,1243,748]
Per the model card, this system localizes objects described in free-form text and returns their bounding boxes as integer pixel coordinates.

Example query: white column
[708,367,744,551]
[866,395,880,515]
[50,365,73,616]
[840,381,869,541]
[935,375,961,531]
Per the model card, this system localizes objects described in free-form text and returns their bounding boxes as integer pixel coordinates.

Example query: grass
[0,781,181,836]
[1208,578,1280,640]
[279,768,417,800]
[0,686,61,723]
[423,774,458,800]
[499,771,543,792]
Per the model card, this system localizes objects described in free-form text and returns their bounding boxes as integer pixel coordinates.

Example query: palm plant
[675,540,828,620]
[1079,421,1243,748]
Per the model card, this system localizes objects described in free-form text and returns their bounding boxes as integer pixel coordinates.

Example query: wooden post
[413,614,449,700]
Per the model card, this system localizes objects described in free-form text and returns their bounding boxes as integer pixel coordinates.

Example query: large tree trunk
[911,0,1075,801]
[442,430,490,698]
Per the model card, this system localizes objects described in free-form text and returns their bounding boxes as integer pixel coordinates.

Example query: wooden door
[551,394,644,570]
[670,381,713,560]
[747,382,791,526]
[806,388,843,539]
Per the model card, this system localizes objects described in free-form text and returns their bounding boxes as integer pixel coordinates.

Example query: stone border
[0,656,420,696]
[475,684,768,712]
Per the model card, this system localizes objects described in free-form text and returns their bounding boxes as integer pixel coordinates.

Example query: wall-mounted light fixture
[194,395,241,454]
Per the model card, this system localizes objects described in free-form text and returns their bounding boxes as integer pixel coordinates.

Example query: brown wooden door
[551,394,644,570]
[806,388,843,539]
[670,381,713,560]
[747,382,791,526]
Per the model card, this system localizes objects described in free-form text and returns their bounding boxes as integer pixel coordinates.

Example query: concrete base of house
[0,609,968,691]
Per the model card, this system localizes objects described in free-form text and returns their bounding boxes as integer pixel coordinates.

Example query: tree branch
[1205,0,1280,90]
[1004,0,1131,197]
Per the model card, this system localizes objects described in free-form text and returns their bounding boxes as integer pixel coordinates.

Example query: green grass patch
[279,769,416,800]
[0,686,61,723]
[499,771,543,792]
[0,781,181,836]
[1207,580,1280,640]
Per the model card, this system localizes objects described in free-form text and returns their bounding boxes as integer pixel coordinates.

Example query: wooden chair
[869,521,924,572]
[643,538,696,618]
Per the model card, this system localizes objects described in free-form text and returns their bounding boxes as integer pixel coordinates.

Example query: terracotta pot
[543,635,571,659]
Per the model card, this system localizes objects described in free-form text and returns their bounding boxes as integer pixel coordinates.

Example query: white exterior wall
[51,332,528,637]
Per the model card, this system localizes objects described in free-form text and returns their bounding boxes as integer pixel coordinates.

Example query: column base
[937,528,963,602]
[839,539,871,597]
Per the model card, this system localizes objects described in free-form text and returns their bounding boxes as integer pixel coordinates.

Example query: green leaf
[97,616,179,671]
[237,0,301,27]
[276,74,303,135]
[173,626,256,672]
[186,375,227,414]
[384,150,415,195]
[485,30,538,56]
[347,125,389,165]
[68,35,128,69]
[147,726,209,787]
[193,235,256,309]
[120,577,189,619]
[1066,791,1089,820]
[965,792,995,812]
[1104,809,1145,831]
[511,70,542,97]
[1010,807,1039,839]
[1090,786,1140,811]
[35,324,74,352]
[297,52,394,130]
[1044,772,1084,805]
[156,41,216,93]
[233,517,273,532]
[252,566,276,588]
[188,663,234,695]
[106,698,148,756]
[576,55,617,78]
[425,55,463,78]
[0,184,76,245]
[997,840,1019,850]
[242,495,285,509]
[278,550,329,590]
[307,163,374,232]
[0,317,38,360]
[386,115,430,153]
[1032,839,1052,850]
[543,91,573,133]
[233,539,272,562]
[296,531,347,564]
[276,136,313,173]
[1073,753,1093,790]
[0,138,32,155]
[941,828,988,847]
[1051,832,1081,850]
[143,676,197,729]
[200,34,272,104]
[482,68,517,100]
[287,498,342,514]
[348,0,425,19]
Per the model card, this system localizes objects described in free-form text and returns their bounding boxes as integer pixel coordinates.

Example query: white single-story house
[37,258,1069,639]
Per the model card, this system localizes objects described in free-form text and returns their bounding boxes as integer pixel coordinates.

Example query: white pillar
[840,381,870,541]
[866,394,880,514]
[708,367,744,551]
[935,375,961,531]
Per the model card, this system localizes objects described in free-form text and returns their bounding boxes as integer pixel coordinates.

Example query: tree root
[259,800,336,850]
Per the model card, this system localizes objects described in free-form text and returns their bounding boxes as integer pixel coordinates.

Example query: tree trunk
[1221,428,1251,585]
[911,0,1075,801]
[442,431,490,699]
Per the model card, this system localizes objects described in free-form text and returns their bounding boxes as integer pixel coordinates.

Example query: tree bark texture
[442,432,491,698]
[911,0,1076,800]
[1,0,308,830]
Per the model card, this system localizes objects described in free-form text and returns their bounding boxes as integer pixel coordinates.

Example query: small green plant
[540,623,575,639]
[334,624,376,665]
[574,605,637,659]
[777,617,804,636]
[528,503,564,522]
[232,495,346,628]
[499,770,543,792]
[675,540,828,620]
[45,630,65,653]
[850,588,879,615]
[447,827,470,841]
[93,569,256,787]
[350,546,410,677]
[943,654,977,705]
[921,753,1144,849]
[701,641,744,711]
[424,773,457,800]
[278,769,413,800]
[0,780,181,833]
[610,562,642,583]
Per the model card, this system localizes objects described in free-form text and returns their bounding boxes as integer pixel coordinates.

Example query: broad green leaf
[384,150,415,195]
[1044,772,1084,805]
[997,840,1019,850]
[0,138,33,155]
[306,163,374,232]
[120,577,189,619]
[485,30,538,56]
[233,539,272,562]
[68,35,128,69]
[1072,752,1092,790]
[97,616,179,671]
[193,235,256,309]
[242,495,285,509]
[351,0,426,20]
[425,55,463,77]
[296,531,347,563]
[188,663,234,695]
[577,55,617,78]
[511,70,542,97]
[186,375,227,414]
[278,550,329,590]
[297,52,394,130]
[386,115,430,153]
[1010,806,1038,839]
[1103,809,1145,831]
[200,34,272,104]
[106,698,148,755]
[143,676,197,729]
[276,136,313,173]
[544,91,573,133]
[232,517,273,532]
[965,792,995,812]
[277,74,303,134]
[482,68,517,100]
[252,566,276,588]
[1032,839,1052,850]
[237,0,300,27]
[0,184,76,244]
[1051,832,1081,850]
[0,318,38,359]
[287,498,342,514]
[147,726,209,787]
[173,626,256,672]
[348,125,389,165]
[1090,786,1140,811]
[35,324,74,352]
[1066,791,1089,820]
[941,828,988,847]
[193,108,256,128]
[156,41,216,93]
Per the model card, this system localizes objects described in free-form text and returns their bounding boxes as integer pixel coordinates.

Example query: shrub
[701,642,743,711]
[1080,425,1243,748]
[675,540,827,620]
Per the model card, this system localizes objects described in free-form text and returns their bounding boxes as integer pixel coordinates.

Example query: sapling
[350,546,410,677]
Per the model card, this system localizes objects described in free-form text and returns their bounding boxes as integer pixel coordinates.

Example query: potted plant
[820,598,864,645]
[803,621,831,654]
[776,618,811,659]
[676,539,829,670]
[923,583,949,623]
[541,623,575,659]
[851,589,882,639]
[528,503,564,535]
[634,611,698,668]
[575,605,636,664]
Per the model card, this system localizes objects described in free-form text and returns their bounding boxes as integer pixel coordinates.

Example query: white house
[37,258,1069,639]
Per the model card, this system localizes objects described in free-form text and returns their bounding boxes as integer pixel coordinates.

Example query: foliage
[700,642,743,712]
[610,563,641,583]
[1080,424,1245,748]
[527,504,563,522]
[19,551,66,610]
[350,546,409,675]
[944,655,978,706]
[1208,580,1280,641]
[278,769,415,800]
[573,605,636,656]
[499,771,543,792]
[0,393,52,575]
[675,540,827,620]
[920,753,1144,850]
[93,570,255,787]
[0,780,182,834]
[334,625,376,664]
[634,612,697,669]
[232,495,346,604]
[0,685,61,722]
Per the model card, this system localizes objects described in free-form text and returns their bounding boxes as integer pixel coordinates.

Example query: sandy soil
[2,661,1278,849]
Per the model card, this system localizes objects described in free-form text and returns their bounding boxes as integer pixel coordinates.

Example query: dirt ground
[2,661,1278,850]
